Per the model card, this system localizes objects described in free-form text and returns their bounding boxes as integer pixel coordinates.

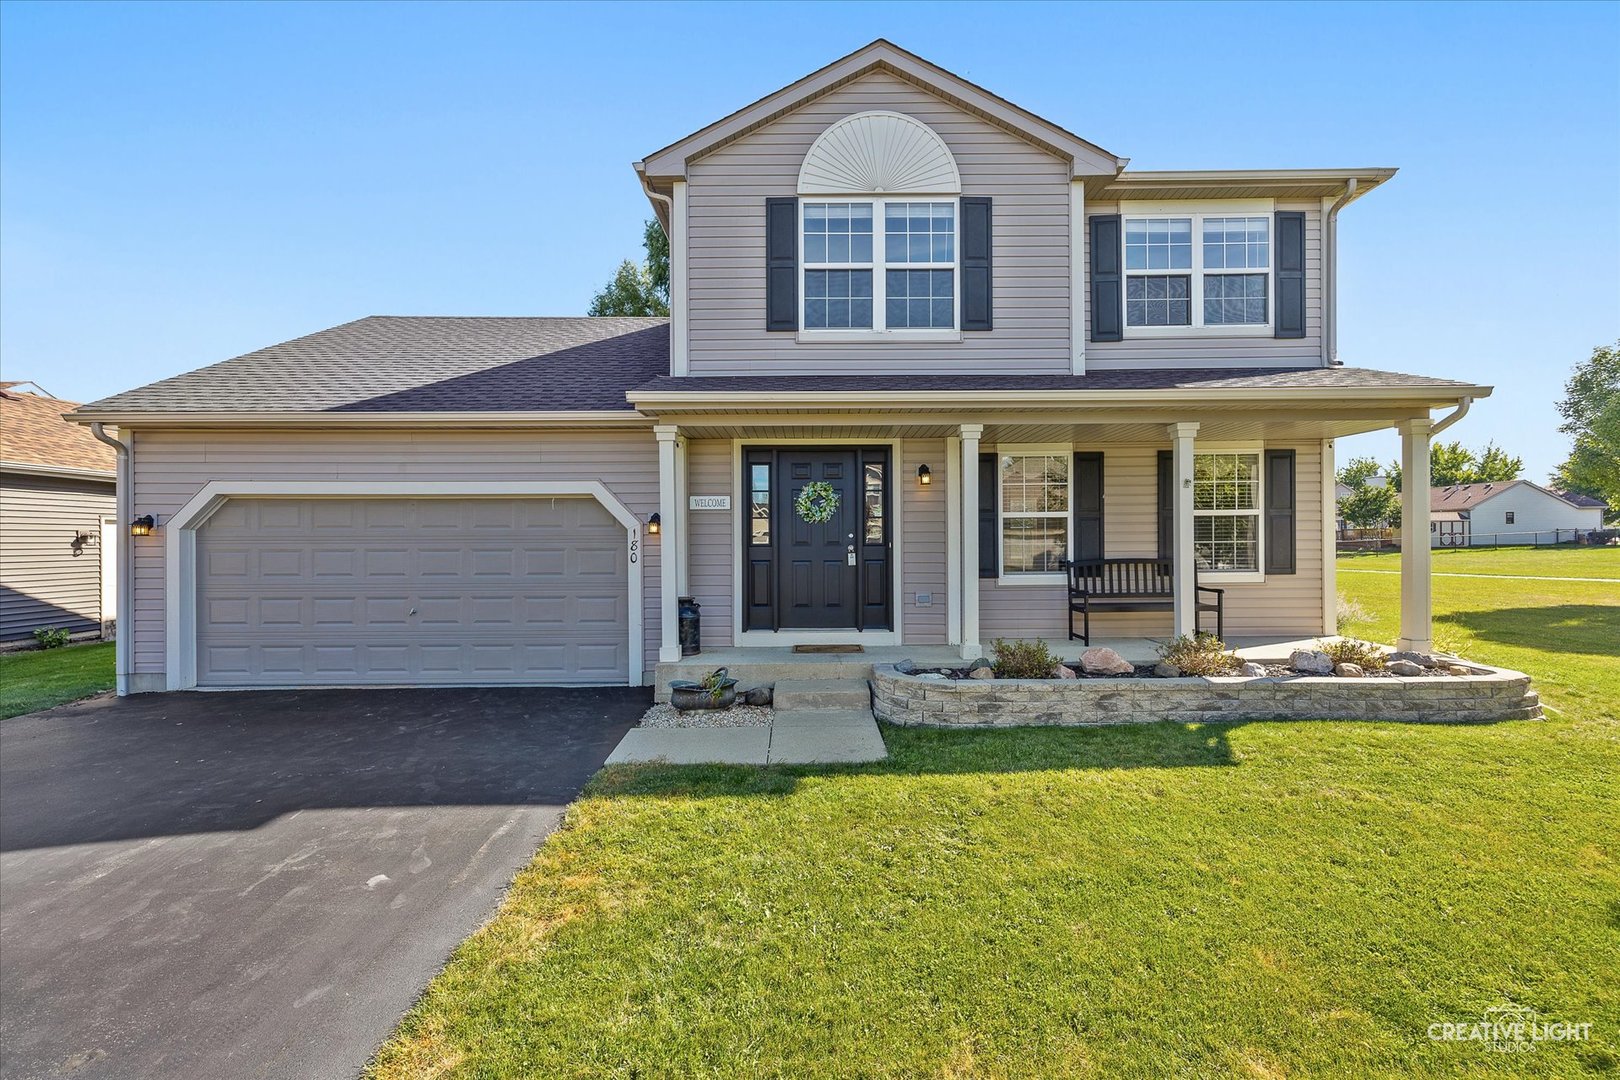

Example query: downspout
[638,172,673,232]
[1323,178,1358,366]
[1428,396,1473,439]
[89,422,132,696]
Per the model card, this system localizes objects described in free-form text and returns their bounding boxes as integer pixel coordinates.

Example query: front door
[742,446,891,632]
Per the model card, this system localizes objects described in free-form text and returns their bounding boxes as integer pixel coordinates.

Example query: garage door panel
[196,497,629,687]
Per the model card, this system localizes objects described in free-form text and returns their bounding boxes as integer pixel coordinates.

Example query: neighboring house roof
[0,383,115,478]
[1429,480,1606,513]
[74,317,670,416]
[1557,491,1609,509]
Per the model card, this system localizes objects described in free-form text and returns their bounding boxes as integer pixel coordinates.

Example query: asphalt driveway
[0,685,646,1080]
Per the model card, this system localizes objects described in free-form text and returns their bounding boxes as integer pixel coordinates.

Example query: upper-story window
[1124,213,1271,332]
[802,199,957,332]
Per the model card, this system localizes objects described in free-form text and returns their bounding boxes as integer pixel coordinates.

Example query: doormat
[793,644,864,654]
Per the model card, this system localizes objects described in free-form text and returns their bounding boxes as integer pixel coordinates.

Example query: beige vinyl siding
[901,439,948,644]
[0,472,115,641]
[980,443,1325,641]
[1083,201,1326,368]
[685,439,735,648]
[686,69,1074,375]
[127,428,662,682]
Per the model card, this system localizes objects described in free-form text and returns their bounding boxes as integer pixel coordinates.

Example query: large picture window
[1124,212,1271,332]
[999,453,1069,575]
[803,199,956,334]
[1193,451,1262,573]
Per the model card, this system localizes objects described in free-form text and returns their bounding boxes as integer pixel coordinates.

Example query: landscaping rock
[742,685,773,707]
[968,658,993,672]
[1444,664,1474,676]
[1080,647,1134,676]
[916,672,947,681]
[1053,664,1079,680]
[893,658,917,674]
[1153,661,1182,678]
[1386,659,1426,677]
[1290,649,1335,675]
[968,666,995,680]
[1389,650,1436,667]
[1239,662,1268,678]
[1333,663,1365,678]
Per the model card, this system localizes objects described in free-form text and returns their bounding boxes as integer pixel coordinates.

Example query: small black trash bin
[678,596,701,656]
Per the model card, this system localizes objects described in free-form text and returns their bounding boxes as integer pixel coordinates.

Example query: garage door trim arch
[165,481,644,690]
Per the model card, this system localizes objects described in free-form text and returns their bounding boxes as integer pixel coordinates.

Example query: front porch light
[916,464,931,486]
[129,514,156,537]
[646,512,661,535]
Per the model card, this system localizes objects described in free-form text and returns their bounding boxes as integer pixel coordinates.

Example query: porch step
[771,679,873,711]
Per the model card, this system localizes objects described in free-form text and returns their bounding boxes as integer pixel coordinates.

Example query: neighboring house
[0,383,117,642]
[1430,481,1607,547]
[70,40,1487,694]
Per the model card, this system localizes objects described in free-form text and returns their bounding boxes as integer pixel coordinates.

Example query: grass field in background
[369,548,1618,1078]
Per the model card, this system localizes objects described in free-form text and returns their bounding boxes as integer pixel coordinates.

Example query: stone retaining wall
[871,664,1541,727]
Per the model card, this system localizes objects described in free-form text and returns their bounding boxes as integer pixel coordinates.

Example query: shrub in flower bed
[1156,633,1241,677]
[1318,638,1386,671]
[990,637,1062,679]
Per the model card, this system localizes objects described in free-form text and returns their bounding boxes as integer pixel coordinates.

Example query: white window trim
[995,446,1072,583]
[1193,445,1266,584]
[797,196,962,342]
[1119,200,1276,339]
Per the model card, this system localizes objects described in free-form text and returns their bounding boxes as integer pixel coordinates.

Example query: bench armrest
[1195,582,1225,598]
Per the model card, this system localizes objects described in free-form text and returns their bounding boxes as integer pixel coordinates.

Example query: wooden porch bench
[1059,558,1225,646]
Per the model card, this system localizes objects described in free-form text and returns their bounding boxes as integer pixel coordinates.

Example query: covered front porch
[632,369,1486,676]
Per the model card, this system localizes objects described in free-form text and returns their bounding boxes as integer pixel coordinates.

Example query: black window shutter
[1274,211,1306,339]
[961,196,993,331]
[1265,449,1297,574]
[765,197,797,331]
[978,453,998,578]
[1073,453,1104,562]
[1156,450,1174,561]
[1089,214,1123,342]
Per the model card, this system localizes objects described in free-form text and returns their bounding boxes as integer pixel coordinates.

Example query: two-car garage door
[195,497,629,687]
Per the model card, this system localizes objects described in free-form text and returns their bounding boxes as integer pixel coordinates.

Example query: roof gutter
[1427,395,1473,438]
[638,167,674,234]
[88,423,132,697]
[628,383,1494,410]
[1323,178,1358,366]
[67,409,656,428]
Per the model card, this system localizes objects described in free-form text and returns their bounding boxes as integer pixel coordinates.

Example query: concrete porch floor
[654,636,1340,698]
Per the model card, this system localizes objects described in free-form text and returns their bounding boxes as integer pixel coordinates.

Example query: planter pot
[670,685,738,711]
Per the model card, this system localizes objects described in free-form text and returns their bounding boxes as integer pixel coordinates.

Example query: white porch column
[1168,422,1200,638]
[959,424,984,659]
[1396,416,1434,652]
[673,434,689,596]
[945,435,962,646]
[655,424,681,662]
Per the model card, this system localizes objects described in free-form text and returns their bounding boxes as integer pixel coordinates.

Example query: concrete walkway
[606,708,887,766]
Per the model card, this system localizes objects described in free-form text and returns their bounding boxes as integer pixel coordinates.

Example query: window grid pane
[803,269,874,329]
[1125,274,1191,326]
[885,201,956,265]
[1202,216,1270,270]
[1203,273,1268,325]
[1000,454,1069,574]
[1125,217,1192,271]
[885,269,954,328]
[1192,452,1260,572]
[1002,517,1068,574]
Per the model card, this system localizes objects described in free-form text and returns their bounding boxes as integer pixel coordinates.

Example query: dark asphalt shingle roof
[630,366,1480,396]
[76,314,1481,415]
[80,316,671,413]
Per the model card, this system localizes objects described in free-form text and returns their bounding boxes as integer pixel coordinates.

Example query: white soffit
[799,111,961,195]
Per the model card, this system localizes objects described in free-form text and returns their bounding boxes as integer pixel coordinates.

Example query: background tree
[1339,484,1401,529]
[1335,456,1385,489]
[588,220,670,316]
[1552,341,1619,523]
[1385,440,1524,491]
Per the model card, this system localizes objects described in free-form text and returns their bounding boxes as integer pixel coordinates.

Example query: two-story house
[73,41,1488,695]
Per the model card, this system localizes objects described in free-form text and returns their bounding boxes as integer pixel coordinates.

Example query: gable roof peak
[637,39,1124,185]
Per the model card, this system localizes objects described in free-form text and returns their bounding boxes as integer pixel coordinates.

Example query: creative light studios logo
[1429,1004,1593,1053]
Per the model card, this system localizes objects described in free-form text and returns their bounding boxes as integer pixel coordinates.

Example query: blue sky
[3,1,1616,479]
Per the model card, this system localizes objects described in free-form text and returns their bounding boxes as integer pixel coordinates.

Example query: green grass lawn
[0,640,115,720]
[370,550,1618,1079]
[1339,543,1620,579]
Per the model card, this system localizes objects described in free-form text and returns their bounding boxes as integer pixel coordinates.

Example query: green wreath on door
[794,481,840,525]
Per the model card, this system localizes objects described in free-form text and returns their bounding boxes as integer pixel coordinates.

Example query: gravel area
[640,703,773,728]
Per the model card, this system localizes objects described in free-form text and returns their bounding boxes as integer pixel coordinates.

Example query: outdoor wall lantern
[916,464,932,486]
[647,512,661,535]
[130,514,156,537]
